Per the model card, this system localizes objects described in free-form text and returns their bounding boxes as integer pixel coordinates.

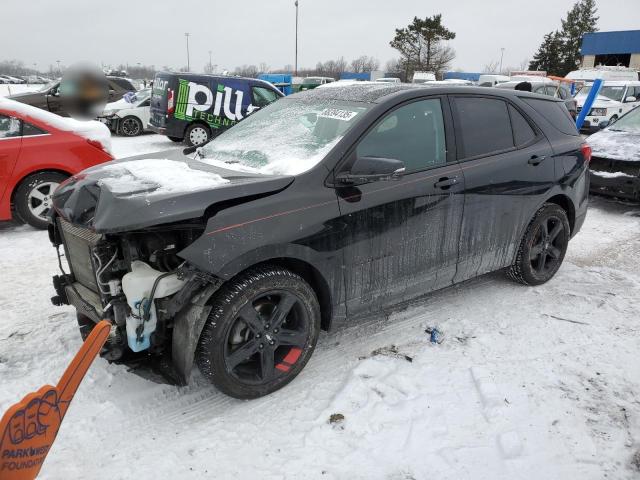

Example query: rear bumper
[147,123,167,135]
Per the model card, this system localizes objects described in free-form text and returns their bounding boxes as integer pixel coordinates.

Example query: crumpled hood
[52,156,294,233]
[103,98,135,113]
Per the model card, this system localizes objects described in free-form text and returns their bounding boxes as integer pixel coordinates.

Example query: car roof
[293,82,564,104]
[586,80,640,86]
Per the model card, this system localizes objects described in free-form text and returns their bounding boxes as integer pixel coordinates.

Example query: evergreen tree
[529,31,565,75]
[560,0,599,74]
[390,15,456,79]
[529,0,599,76]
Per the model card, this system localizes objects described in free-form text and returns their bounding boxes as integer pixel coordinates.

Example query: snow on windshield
[199,98,369,175]
[97,159,229,195]
[608,106,640,133]
[0,97,112,153]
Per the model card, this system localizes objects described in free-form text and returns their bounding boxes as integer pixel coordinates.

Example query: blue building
[581,30,640,70]
[443,72,482,82]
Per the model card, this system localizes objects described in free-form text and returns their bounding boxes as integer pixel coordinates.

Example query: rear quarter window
[521,97,578,136]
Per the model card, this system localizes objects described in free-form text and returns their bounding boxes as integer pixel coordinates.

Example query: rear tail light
[167,88,175,115]
[581,143,592,164]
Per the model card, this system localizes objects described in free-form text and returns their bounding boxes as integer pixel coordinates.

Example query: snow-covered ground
[1,135,639,479]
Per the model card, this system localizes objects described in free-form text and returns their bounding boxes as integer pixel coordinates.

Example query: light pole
[499,48,505,74]
[294,0,299,76]
[56,60,61,75]
[208,50,213,72]
[185,33,191,71]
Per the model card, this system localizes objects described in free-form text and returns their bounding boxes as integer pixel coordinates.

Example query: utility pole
[56,60,61,75]
[208,50,213,72]
[294,0,299,76]
[499,48,505,74]
[185,33,191,71]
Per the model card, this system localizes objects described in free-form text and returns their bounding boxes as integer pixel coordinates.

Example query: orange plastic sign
[0,320,111,479]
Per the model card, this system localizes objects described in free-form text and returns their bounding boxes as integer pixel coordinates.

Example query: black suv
[49,84,590,399]
[7,76,136,116]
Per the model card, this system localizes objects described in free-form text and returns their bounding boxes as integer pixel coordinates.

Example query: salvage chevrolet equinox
[49,84,590,399]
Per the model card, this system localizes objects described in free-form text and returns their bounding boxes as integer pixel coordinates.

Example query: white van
[412,71,436,84]
[566,67,639,82]
[478,74,510,87]
[575,80,640,131]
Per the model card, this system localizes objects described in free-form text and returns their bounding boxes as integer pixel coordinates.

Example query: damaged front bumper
[48,214,222,384]
[589,156,640,201]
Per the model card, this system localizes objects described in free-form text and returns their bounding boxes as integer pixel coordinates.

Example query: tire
[14,171,68,229]
[196,265,321,399]
[508,203,570,286]
[184,123,211,147]
[119,116,143,137]
[168,136,183,143]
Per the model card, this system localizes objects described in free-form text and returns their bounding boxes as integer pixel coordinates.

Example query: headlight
[590,108,607,116]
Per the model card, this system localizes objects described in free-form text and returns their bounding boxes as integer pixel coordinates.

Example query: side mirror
[625,96,637,103]
[336,156,405,185]
[598,120,610,129]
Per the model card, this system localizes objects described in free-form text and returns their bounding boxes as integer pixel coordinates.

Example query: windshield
[198,98,370,175]
[577,85,626,102]
[302,77,322,85]
[609,107,640,133]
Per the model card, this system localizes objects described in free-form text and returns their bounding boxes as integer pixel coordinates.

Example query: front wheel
[119,116,144,136]
[196,266,321,399]
[508,204,570,286]
[14,171,68,229]
[184,123,211,147]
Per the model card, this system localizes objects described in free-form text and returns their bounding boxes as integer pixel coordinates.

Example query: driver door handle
[528,155,546,166]
[434,176,459,190]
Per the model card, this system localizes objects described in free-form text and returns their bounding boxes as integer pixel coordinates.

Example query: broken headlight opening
[50,216,212,374]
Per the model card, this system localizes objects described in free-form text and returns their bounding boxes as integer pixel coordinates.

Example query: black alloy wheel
[119,116,143,136]
[223,290,310,385]
[196,266,320,399]
[509,203,570,286]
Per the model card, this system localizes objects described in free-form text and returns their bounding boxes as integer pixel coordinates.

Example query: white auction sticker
[318,108,359,121]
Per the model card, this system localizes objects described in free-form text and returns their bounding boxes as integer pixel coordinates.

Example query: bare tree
[483,60,500,73]
[259,62,270,74]
[234,64,259,78]
[350,55,380,73]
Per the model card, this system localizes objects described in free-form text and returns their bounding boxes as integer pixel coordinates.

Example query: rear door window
[508,105,536,146]
[521,98,578,136]
[452,97,514,159]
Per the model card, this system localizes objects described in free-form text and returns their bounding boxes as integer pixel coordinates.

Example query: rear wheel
[196,266,321,399]
[14,171,68,229]
[508,204,570,286]
[184,123,211,147]
[119,116,143,136]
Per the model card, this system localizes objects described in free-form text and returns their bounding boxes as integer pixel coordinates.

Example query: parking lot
[0,133,639,479]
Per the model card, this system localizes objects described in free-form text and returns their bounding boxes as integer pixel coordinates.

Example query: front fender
[171,282,221,384]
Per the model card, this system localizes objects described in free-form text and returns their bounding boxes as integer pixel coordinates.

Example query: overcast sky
[3,0,639,74]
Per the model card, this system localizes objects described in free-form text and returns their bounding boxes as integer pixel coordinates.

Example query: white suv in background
[575,81,640,131]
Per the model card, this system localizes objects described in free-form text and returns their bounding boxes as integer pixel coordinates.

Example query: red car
[0,98,113,228]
